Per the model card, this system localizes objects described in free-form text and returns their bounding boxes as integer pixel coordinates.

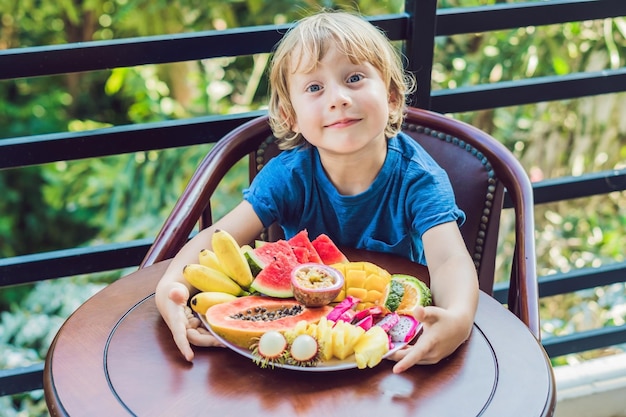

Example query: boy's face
[287,43,392,156]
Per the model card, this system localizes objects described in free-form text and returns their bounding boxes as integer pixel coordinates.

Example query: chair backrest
[141,107,539,339]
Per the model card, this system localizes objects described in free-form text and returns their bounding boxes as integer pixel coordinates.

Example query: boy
[156,10,478,374]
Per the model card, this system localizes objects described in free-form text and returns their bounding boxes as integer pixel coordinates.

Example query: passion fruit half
[291,263,344,307]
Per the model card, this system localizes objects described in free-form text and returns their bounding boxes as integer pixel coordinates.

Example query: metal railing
[1,0,626,398]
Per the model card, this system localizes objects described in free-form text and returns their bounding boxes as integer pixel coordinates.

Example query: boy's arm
[391,221,479,372]
[155,200,265,361]
[424,221,479,327]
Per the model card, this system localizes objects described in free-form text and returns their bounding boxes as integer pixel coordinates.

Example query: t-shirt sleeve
[407,164,466,237]
[243,156,302,228]
[243,159,281,227]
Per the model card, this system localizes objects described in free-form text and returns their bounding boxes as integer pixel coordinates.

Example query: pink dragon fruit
[354,315,374,331]
[374,313,399,349]
[352,306,384,323]
[337,309,357,323]
[326,296,360,322]
[375,313,400,332]
[388,315,421,343]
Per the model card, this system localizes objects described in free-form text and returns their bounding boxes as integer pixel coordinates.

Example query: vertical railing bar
[404,0,438,109]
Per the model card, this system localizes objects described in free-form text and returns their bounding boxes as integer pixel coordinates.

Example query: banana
[211,229,254,288]
[190,291,238,315]
[198,248,226,273]
[183,263,245,296]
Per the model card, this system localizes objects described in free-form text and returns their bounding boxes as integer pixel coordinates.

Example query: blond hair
[268,10,415,150]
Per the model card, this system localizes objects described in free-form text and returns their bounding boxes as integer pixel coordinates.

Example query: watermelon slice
[311,234,348,264]
[250,253,299,298]
[254,239,297,264]
[288,229,323,264]
[248,232,347,297]
[249,240,299,298]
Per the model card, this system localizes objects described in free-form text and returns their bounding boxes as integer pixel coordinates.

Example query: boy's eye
[306,84,322,93]
[347,74,363,83]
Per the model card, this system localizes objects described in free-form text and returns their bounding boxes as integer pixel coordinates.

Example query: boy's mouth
[325,118,360,128]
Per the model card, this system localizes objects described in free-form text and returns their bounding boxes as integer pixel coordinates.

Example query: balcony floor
[554,352,626,417]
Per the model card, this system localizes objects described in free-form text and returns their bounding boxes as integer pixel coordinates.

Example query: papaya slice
[205,296,332,349]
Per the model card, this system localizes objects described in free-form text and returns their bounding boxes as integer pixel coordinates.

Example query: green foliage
[0,167,98,257]
[0,275,110,415]
[0,80,69,139]
[0,391,49,417]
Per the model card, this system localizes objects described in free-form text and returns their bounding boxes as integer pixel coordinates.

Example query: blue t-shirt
[243,132,465,265]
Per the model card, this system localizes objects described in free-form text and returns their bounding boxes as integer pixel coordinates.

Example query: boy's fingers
[173,323,195,362]
[164,284,195,361]
[392,337,437,373]
[168,284,190,305]
[411,305,426,322]
[166,279,225,348]
[187,328,225,347]
[414,305,440,324]
[187,315,202,329]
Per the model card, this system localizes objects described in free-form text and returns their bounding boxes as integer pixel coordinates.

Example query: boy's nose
[328,84,352,109]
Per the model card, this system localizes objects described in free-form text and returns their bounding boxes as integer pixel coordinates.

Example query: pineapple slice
[305,323,318,338]
[346,323,366,351]
[331,322,347,360]
[331,322,350,360]
[332,321,365,360]
[315,317,335,361]
[285,320,310,341]
[293,320,309,335]
[354,326,390,369]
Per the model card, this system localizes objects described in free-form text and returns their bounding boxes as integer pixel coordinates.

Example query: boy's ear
[280,106,299,133]
[388,90,401,110]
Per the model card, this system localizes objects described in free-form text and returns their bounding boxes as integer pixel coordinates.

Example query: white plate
[198,313,418,372]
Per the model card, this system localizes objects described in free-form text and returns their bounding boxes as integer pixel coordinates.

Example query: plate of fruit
[186,229,431,371]
[198,297,422,371]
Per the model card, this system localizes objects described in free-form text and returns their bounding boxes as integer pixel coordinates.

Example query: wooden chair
[140,107,540,339]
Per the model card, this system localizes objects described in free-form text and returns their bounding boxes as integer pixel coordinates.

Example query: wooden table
[44,250,555,417]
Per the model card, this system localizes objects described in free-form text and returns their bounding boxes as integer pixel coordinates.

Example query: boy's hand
[162,282,223,362]
[387,305,473,373]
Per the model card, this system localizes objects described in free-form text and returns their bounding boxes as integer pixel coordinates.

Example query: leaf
[105,68,127,95]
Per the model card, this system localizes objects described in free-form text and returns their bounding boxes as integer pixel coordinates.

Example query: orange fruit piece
[392,275,433,316]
